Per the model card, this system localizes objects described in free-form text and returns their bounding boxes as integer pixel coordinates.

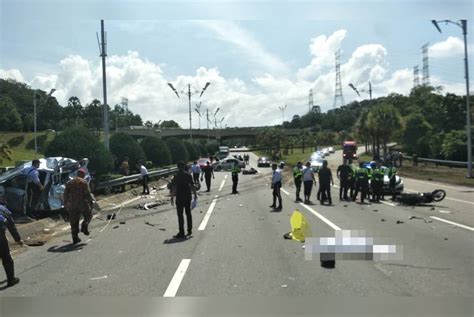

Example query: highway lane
[1,153,472,297]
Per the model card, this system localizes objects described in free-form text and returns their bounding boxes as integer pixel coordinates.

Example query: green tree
[0,96,23,131]
[160,120,181,128]
[45,127,113,175]
[165,137,189,163]
[184,141,199,161]
[402,113,432,157]
[140,136,172,167]
[109,133,146,170]
[298,129,312,153]
[441,130,467,161]
[84,99,103,132]
[367,103,403,157]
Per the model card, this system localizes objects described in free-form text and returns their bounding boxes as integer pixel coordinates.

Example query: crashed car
[213,157,245,171]
[257,157,271,167]
[0,157,91,215]
[362,162,404,194]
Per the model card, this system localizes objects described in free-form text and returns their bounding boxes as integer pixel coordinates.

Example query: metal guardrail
[96,167,178,190]
[404,156,471,167]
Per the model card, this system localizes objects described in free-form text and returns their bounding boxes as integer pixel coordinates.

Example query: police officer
[293,162,303,202]
[64,168,94,244]
[22,159,44,214]
[0,197,23,287]
[337,161,352,200]
[352,162,369,204]
[371,162,384,202]
[366,161,375,201]
[387,162,398,200]
[270,163,283,210]
[201,161,215,192]
[231,163,241,194]
[191,161,202,185]
[318,160,334,205]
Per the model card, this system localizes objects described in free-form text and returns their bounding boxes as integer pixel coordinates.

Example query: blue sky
[1,0,472,127]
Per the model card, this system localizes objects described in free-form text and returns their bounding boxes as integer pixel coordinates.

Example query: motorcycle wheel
[432,189,446,202]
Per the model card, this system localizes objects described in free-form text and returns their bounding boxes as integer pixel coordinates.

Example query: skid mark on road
[163,259,191,297]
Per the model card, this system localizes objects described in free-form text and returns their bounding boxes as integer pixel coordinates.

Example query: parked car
[328,146,335,153]
[310,157,324,172]
[198,158,211,169]
[257,157,271,167]
[0,157,91,215]
[322,148,330,156]
[213,157,245,171]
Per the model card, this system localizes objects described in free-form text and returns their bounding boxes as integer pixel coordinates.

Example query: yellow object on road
[290,210,311,242]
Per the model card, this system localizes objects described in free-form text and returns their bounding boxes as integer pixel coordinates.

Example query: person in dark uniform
[318,160,334,205]
[64,168,94,244]
[270,163,283,210]
[337,161,352,200]
[0,197,23,287]
[352,162,369,204]
[371,162,384,202]
[293,162,303,202]
[303,161,315,204]
[201,161,215,192]
[387,162,398,200]
[22,159,44,214]
[170,161,197,238]
[230,163,241,194]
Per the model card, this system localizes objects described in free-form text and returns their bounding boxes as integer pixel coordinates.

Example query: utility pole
[206,108,210,141]
[333,50,345,108]
[309,89,314,113]
[195,102,202,129]
[422,43,430,86]
[97,19,109,150]
[187,84,193,141]
[432,19,471,178]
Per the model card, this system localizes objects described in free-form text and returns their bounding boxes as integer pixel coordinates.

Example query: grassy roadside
[0,132,55,168]
[357,153,474,188]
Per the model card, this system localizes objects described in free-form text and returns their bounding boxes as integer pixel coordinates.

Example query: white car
[212,157,245,171]
[328,147,335,153]
[322,148,330,156]
[310,157,324,172]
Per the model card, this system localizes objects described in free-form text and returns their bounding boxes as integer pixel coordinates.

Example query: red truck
[342,141,358,162]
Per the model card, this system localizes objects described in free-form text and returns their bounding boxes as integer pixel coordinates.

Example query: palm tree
[369,103,403,156]
[354,109,371,154]
[298,129,312,153]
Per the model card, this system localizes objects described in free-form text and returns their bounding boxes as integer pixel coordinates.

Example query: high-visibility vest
[355,167,368,181]
[373,168,384,182]
[388,167,397,178]
[231,166,241,175]
[293,167,302,179]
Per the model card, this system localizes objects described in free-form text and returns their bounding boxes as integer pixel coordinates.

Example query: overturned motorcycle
[394,189,446,206]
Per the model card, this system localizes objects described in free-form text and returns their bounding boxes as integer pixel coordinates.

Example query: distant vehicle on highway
[217,146,230,160]
[311,151,324,160]
[328,146,335,153]
[0,157,91,215]
[257,157,271,167]
[343,141,358,162]
[310,157,324,172]
[198,158,211,169]
[213,157,245,171]
[322,148,330,156]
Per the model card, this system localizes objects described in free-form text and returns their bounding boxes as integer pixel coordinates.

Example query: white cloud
[430,36,464,58]
[0,30,467,127]
[197,20,290,76]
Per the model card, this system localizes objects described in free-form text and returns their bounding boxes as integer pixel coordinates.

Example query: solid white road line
[429,216,474,232]
[163,259,192,297]
[218,179,226,192]
[198,199,217,231]
[224,174,228,179]
[299,203,342,231]
[380,201,396,207]
[405,189,474,206]
[281,188,290,195]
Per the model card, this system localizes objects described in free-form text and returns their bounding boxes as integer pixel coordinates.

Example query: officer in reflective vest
[231,163,241,194]
[387,162,398,200]
[293,162,303,202]
[371,162,385,202]
[352,162,369,204]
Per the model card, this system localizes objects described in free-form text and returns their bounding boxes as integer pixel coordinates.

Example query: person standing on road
[371,161,384,202]
[170,161,197,238]
[63,168,94,244]
[302,162,315,204]
[137,161,149,195]
[352,162,369,204]
[318,160,334,205]
[270,163,283,210]
[120,157,130,192]
[231,163,241,194]
[0,197,23,287]
[387,162,398,200]
[22,159,44,213]
[191,161,202,185]
[201,161,215,192]
[337,161,352,200]
[293,162,303,202]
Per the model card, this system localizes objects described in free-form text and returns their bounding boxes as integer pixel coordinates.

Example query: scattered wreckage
[394,189,446,206]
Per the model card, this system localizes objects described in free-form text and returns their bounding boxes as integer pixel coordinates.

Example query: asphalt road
[1,152,472,300]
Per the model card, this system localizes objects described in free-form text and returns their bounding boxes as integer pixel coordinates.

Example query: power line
[413,65,420,88]
[333,49,345,108]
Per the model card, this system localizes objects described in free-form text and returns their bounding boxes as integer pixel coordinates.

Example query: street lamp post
[432,19,472,178]
[33,89,56,158]
[168,82,211,141]
[348,82,372,100]
[195,102,202,129]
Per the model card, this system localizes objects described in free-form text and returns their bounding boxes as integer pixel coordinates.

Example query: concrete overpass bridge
[116,127,300,141]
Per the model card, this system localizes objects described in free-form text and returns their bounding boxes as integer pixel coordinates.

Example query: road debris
[444,237,448,240]
[281,284,288,288]
[430,207,436,211]
[381,218,386,222]
[107,213,116,220]
[373,209,378,212]
[43,228,51,233]
[120,221,126,224]
[424,219,433,223]
[24,240,45,247]
[90,275,109,281]
[112,225,119,229]
[144,221,156,227]
[409,216,423,220]
[139,200,166,210]
[439,210,452,214]
[396,220,404,224]
[239,204,243,207]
